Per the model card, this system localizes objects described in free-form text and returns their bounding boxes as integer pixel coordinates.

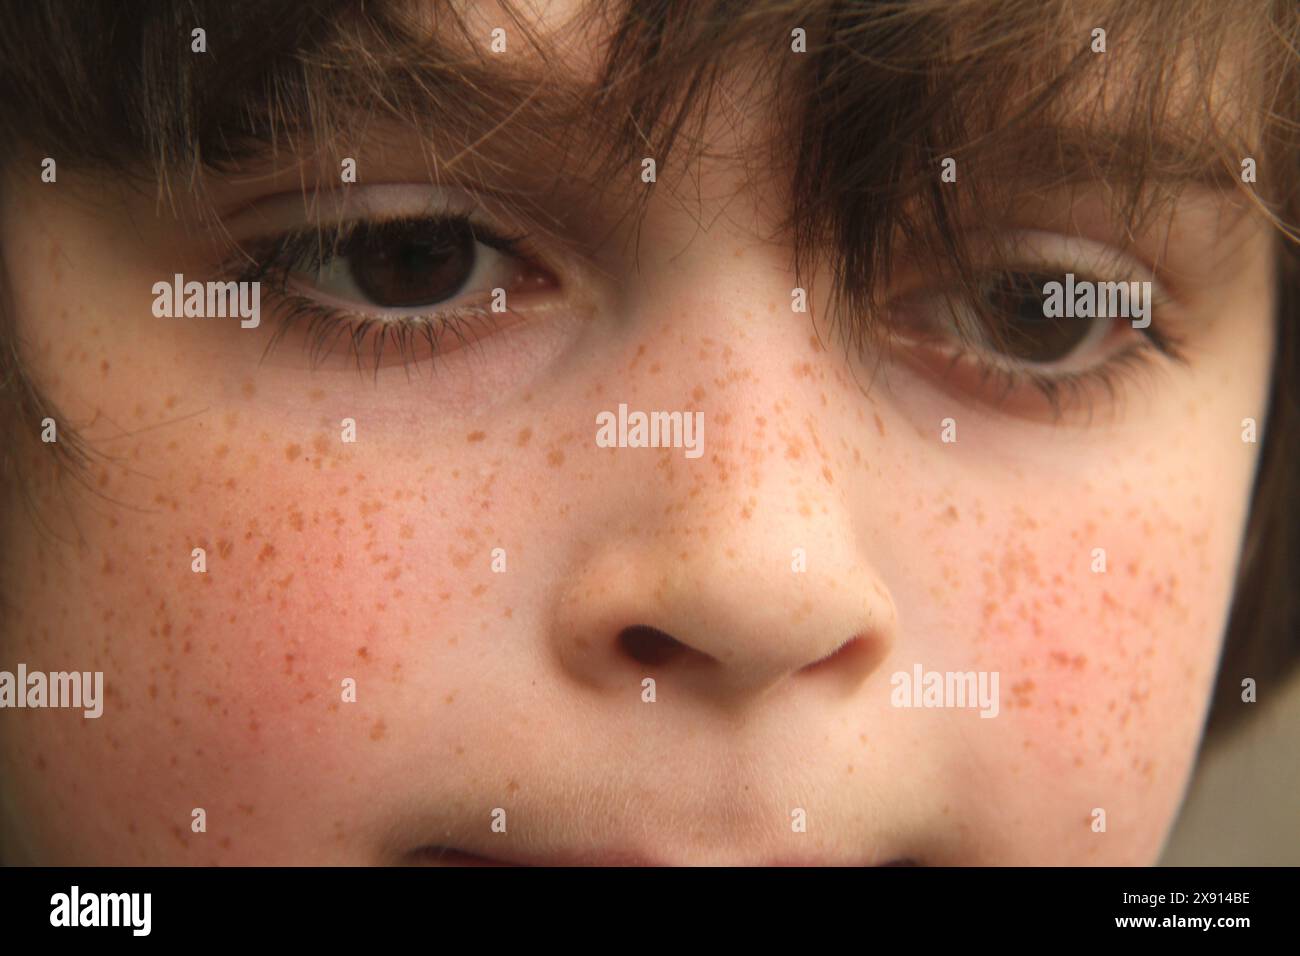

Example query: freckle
[313,434,330,455]
[370,720,387,741]
[241,381,256,398]
[309,389,326,402]
[285,444,302,461]
[517,428,532,447]
[547,449,565,467]
[874,413,886,437]
[467,431,486,443]
[649,362,661,374]
[455,746,465,756]
[214,444,229,459]
[99,360,110,376]
[471,584,486,596]
[507,779,520,793]
[257,544,276,562]
[399,523,414,539]
[445,692,456,704]
[692,385,706,402]
[821,466,834,484]
[34,753,46,771]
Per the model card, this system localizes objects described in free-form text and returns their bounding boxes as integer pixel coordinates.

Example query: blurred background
[1161,668,1300,865]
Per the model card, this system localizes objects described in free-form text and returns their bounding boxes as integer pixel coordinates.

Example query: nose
[550,524,895,704]
[547,252,896,706]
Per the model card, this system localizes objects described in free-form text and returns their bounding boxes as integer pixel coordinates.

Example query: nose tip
[550,534,897,705]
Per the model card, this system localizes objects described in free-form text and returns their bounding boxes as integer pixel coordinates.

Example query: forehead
[436,0,608,72]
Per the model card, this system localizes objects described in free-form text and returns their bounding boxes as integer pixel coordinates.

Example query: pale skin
[0,3,1279,864]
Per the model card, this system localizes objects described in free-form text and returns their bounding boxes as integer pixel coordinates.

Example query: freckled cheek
[973,519,1223,790]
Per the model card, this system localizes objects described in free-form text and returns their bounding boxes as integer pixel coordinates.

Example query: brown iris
[977,272,1093,364]
[343,219,477,308]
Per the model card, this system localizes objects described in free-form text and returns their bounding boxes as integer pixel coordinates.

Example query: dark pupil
[981,272,1090,364]
[345,219,476,308]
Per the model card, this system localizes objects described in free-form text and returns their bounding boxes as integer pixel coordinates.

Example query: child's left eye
[904,269,1128,377]
[883,234,1188,419]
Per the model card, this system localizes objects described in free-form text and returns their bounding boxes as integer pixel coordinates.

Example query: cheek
[0,408,564,863]
[886,461,1240,863]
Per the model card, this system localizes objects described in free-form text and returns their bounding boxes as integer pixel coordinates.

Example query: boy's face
[0,2,1277,864]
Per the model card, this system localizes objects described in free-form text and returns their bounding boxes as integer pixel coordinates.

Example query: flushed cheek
[925,502,1232,863]
[2,444,552,863]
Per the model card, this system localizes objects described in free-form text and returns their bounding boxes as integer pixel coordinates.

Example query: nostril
[798,636,868,675]
[617,626,692,667]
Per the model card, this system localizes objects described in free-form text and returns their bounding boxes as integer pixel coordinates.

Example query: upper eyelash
[231,213,530,292]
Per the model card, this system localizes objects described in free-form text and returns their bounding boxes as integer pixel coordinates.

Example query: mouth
[406,846,923,867]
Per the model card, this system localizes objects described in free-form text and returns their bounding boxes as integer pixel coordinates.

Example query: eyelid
[221,183,520,241]
[996,230,1167,298]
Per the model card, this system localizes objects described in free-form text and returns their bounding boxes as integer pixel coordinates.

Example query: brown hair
[0,0,1296,739]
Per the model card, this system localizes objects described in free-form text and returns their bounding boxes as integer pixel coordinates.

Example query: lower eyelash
[258,292,502,376]
[944,328,1188,421]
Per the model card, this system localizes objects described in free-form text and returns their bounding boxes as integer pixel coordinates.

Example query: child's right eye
[226,211,559,370]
